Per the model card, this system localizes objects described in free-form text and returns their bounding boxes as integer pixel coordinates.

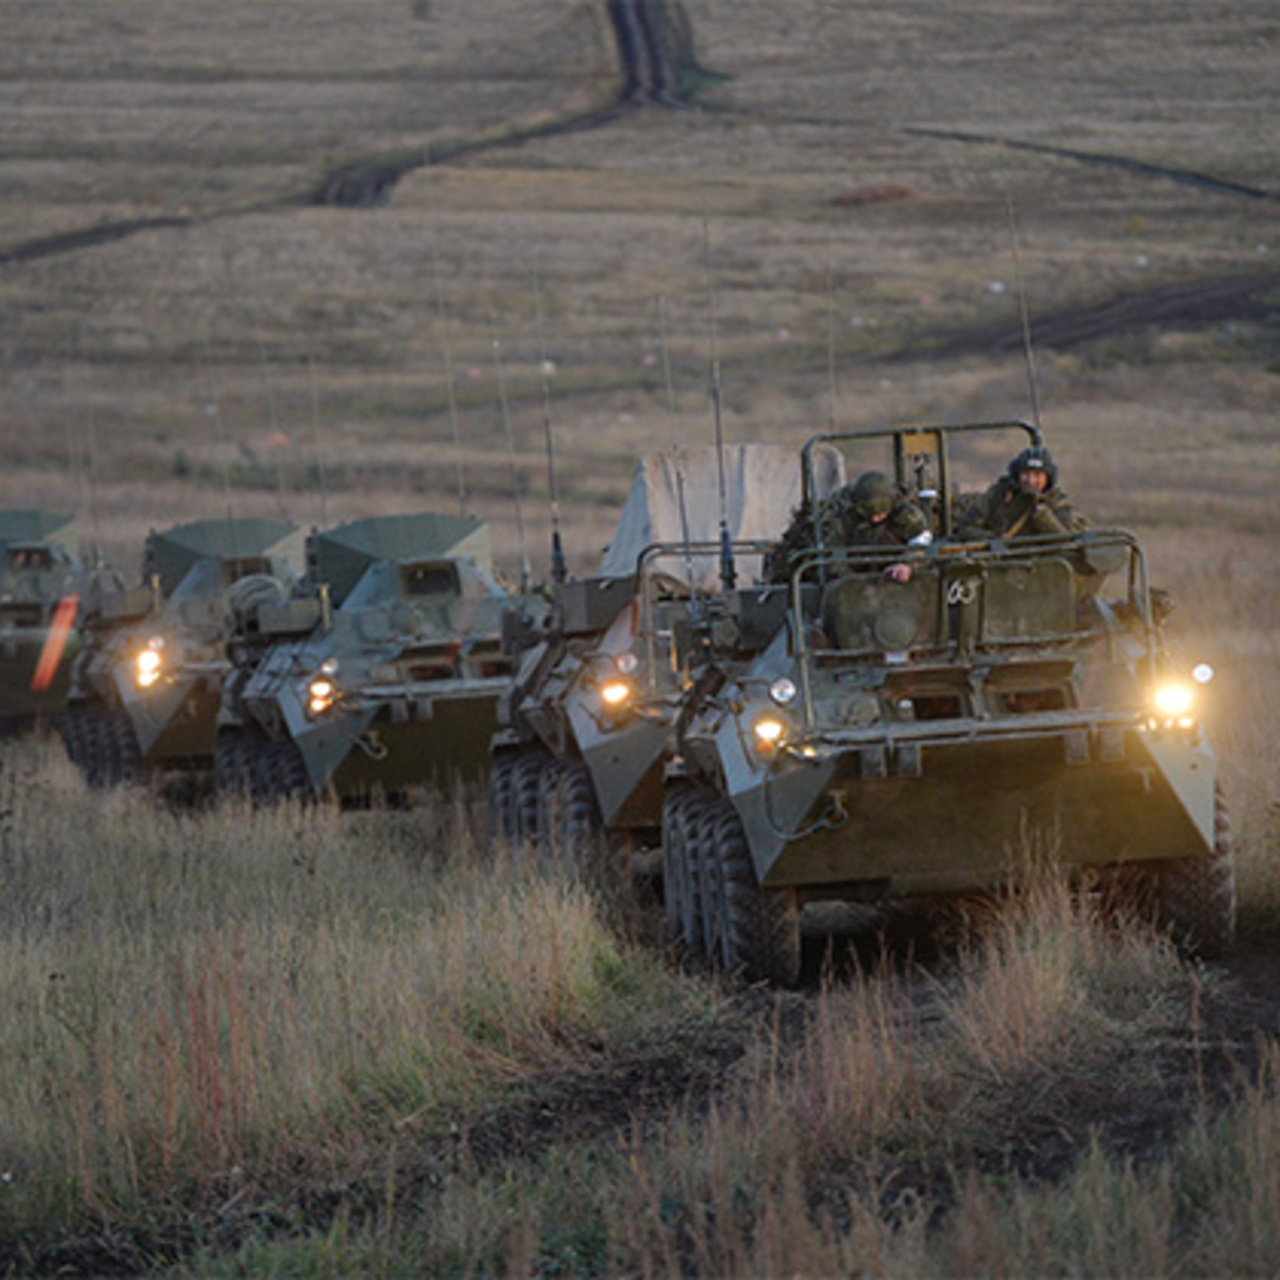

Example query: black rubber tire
[271,740,313,802]
[1152,784,1238,959]
[107,710,142,785]
[700,791,802,986]
[511,749,551,848]
[487,752,519,842]
[537,758,568,865]
[214,728,253,796]
[661,783,702,955]
[555,759,604,876]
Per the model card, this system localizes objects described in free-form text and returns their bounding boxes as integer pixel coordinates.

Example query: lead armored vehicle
[488,443,845,873]
[61,518,303,785]
[662,421,1235,983]
[0,511,91,732]
[216,512,532,802]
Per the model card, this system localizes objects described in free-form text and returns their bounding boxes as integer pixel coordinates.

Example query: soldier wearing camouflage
[978,445,1088,539]
[766,471,929,582]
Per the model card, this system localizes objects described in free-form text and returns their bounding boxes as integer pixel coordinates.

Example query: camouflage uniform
[765,472,928,582]
[974,446,1088,540]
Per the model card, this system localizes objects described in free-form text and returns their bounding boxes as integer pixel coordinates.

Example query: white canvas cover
[599,443,846,588]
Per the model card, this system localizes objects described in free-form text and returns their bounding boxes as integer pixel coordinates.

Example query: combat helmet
[848,471,897,519]
[1007,445,1058,489]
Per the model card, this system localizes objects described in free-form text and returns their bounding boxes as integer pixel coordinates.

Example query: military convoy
[0,510,90,732]
[215,513,536,802]
[18,415,1237,976]
[61,518,303,786]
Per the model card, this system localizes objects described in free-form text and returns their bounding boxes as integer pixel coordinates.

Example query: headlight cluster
[1146,664,1213,732]
[135,637,165,688]
[596,652,639,716]
[306,659,340,717]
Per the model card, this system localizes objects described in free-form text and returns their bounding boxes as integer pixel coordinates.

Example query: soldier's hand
[884,563,912,584]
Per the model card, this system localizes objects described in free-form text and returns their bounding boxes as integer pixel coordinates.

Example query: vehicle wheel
[701,794,802,986]
[555,759,605,876]
[487,752,518,842]
[108,710,142,785]
[661,783,702,956]
[511,749,551,848]
[537,758,568,864]
[60,704,90,773]
[271,740,313,802]
[1152,784,1237,959]
[215,728,253,796]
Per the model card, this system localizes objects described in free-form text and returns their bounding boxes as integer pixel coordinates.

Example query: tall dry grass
[172,863,1280,1277]
[0,739,704,1249]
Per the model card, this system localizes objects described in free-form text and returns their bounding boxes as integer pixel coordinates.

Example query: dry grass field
[2,0,1280,1272]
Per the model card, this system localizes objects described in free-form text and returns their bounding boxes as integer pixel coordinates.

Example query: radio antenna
[656,293,698,596]
[252,314,289,519]
[432,249,469,517]
[701,218,735,592]
[305,349,330,528]
[1005,193,1043,430]
[201,331,243,563]
[533,270,566,585]
[825,256,841,432]
[489,316,531,593]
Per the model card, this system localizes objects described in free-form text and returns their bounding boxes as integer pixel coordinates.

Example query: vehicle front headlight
[307,676,338,716]
[753,713,787,752]
[135,644,163,688]
[600,679,632,709]
[1147,676,1201,731]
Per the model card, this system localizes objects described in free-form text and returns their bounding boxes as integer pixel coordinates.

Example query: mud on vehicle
[0,510,93,733]
[216,513,537,803]
[664,421,1235,984]
[488,443,846,880]
[61,518,303,787]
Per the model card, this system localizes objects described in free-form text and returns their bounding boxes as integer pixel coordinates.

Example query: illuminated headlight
[308,677,338,716]
[135,646,163,688]
[769,677,798,706]
[753,714,787,752]
[600,679,633,709]
[1153,681,1194,718]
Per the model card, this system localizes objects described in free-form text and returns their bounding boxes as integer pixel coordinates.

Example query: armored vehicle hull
[217,513,531,802]
[62,518,303,785]
[667,423,1234,983]
[0,511,88,730]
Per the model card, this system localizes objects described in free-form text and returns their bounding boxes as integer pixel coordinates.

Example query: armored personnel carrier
[215,513,532,802]
[0,511,88,732]
[488,443,846,875]
[663,421,1235,983]
[61,518,303,786]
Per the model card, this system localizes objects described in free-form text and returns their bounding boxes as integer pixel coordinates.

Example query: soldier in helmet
[766,471,930,583]
[975,445,1088,540]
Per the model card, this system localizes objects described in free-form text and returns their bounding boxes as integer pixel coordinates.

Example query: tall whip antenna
[1005,193,1043,430]
[305,349,330,527]
[825,256,840,432]
[252,313,289,519]
[701,218,735,592]
[489,316,531,593]
[201,331,243,562]
[533,270,566,585]
[432,249,469,517]
[656,294,697,595]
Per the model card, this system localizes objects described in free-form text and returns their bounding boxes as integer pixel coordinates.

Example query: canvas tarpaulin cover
[599,443,845,588]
